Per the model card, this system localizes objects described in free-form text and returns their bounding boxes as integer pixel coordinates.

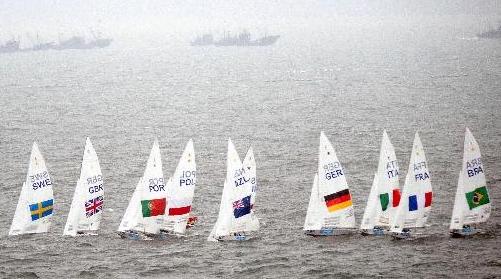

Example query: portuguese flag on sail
[465,186,490,210]
[141,198,166,217]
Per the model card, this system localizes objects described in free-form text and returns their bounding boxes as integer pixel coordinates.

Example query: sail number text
[180,170,196,186]
[31,171,52,190]
[323,162,344,180]
[466,158,483,177]
[149,177,165,192]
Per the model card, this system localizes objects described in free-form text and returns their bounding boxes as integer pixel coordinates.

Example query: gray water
[1,16,501,279]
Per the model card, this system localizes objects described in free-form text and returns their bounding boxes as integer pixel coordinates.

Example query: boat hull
[305,228,357,236]
[117,230,166,241]
[75,231,99,237]
[360,227,386,236]
[212,232,254,242]
[450,226,476,238]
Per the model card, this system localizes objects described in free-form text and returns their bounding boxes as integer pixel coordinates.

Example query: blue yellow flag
[29,199,54,221]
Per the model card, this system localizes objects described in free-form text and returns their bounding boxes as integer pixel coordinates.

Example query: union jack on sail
[85,195,103,218]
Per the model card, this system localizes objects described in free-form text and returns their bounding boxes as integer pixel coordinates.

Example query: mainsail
[450,171,465,230]
[10,142,54,235]
[450,128,490,229]
[315,132,355,229]
[374,131,401,227]
[64,138,103,236]
[360,173,379,230]
[163,139,196,234]
[304,174,323,231]
[118,140,166,235]
[391,132,432,233]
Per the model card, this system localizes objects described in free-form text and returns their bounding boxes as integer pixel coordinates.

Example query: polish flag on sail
[168,198,192,216]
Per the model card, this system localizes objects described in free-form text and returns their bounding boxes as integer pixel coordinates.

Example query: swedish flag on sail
[29,199,53,221]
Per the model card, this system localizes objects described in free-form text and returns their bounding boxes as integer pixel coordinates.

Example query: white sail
[208,179,231,241]
[163,139,196,234]
[450,171,465,230]
[118,140,166,234]
[64,138,104,236]
[242,147,259,232]
[208,139,254,241]
[10,142,54,235]
[460,128,491,224]
[391,132,432,233]
[374,131,400,227]
[317,132,355,228]
[304,174,323,231]
[360,173,379,230]
[118,178,142,232]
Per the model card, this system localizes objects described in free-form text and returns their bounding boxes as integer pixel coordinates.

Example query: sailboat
[450,128,491,237]
[118,140,167,240]
[208,139,257,241]
[9,142,54,236]
[161,139,197,235]
[360,131,401,235]
[390,132,433,239]
[63,138,103,236]
[304,132,356,236]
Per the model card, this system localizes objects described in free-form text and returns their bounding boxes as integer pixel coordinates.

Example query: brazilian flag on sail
[465,186,490,210]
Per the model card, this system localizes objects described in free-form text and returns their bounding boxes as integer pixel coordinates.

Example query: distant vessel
[191,30,279,46]
[190,34,214,46]
[0,39,20,53]
[477,25,501,39]
[54,35,112,50]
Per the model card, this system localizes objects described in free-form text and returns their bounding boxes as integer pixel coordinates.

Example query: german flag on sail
[324,189,352,212]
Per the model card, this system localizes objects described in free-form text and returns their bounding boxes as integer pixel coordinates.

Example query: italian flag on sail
[141,198,166,217]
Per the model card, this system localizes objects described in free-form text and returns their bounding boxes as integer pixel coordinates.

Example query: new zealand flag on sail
[233,195,251,218]
[85,196,103,218]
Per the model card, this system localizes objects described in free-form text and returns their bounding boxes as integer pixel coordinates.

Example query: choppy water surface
[1,17,501,278]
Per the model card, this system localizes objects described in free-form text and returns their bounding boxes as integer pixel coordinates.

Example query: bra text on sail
[466,158,483,177]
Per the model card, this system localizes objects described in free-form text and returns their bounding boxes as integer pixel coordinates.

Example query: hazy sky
[0,0,500,40]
